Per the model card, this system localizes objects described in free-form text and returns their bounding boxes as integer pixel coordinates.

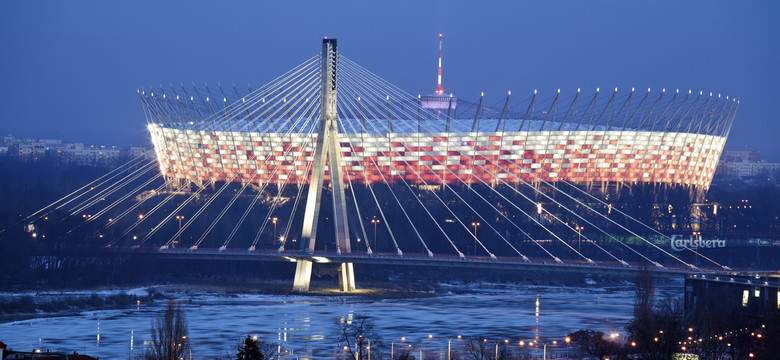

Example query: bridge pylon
[293,38,355,292]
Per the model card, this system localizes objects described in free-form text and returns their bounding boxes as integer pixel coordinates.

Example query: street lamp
[471,222,480,256]
[495,339,509,359]
[175,215,184,246]
[371,218,380,251]
[272,217,278,244]
[575,226,583,252]
[521,338,568,360]
[405,340,421,360]
[447,335,462,360]
[391,336,405,360]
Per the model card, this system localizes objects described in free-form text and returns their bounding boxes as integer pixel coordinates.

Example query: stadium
[141,48,737,194]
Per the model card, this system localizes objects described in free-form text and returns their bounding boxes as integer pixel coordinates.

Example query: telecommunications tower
[421,33,458,111]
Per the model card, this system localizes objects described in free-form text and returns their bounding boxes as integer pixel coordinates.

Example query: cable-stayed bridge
[7,38,742,291]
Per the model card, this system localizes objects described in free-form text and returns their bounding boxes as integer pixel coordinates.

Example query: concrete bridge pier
[292,259,312,292]
[292,259,355,292]
[339,262,356,292]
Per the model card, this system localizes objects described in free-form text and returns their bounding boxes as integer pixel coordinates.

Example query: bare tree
[144,302,190,360]
[335,314,382,359]
[258,342,277,360]
[566,329,620,360]
[395,350,415,360]
[463,338,490,360]
[626,270,686,360]
[626,269,658,359]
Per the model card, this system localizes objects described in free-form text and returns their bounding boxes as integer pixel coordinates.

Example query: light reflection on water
[0,283,678,359]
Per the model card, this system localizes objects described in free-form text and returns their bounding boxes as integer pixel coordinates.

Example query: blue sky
[1,1,778,159]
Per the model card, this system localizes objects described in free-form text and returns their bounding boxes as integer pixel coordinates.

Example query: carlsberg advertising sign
[669,234,726,251]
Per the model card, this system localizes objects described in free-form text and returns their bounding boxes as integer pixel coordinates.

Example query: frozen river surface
[0,282,677,359]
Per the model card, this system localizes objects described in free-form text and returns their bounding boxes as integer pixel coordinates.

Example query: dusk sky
[2,1,779,159]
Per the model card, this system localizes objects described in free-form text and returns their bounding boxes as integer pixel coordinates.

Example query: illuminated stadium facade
[147,121,729,188]
[141,43,737,194]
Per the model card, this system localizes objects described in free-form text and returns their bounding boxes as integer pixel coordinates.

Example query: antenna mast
[436,33,444,95]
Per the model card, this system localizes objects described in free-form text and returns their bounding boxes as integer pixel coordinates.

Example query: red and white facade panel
[149,124,726,189]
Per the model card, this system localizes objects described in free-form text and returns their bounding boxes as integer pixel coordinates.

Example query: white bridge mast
[293,38,355,292]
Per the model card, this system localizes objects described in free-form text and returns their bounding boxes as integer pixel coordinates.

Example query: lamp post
[272,217,278,245]
[471,222,480,256]
[495,339,508,359]
[371,218,380,251]
[520,338,569,360]
[175,215,184,246]
[575,226,583,253]
[447,335,462,360]
[401,341,419,360]
[391,337,405,360]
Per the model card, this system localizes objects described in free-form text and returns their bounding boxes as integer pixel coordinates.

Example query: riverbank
[0,289,165,323]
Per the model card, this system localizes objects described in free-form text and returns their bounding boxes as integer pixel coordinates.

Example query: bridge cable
[338,82,472,258]
[63,166,163,237]
[340,61,569,262]
[245,91,323,251]
[382,83,689,265]
[341,75,557,263]
[336,98,414,257]
[343,66,648,266]
[0,153,151,236]
[219,101,322,250]
[65,160,159,218]
[339,59,639,265]
[103,179,175,247]
[165,74,322,250]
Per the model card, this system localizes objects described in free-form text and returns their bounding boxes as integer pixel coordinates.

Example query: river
[0,281,679,359]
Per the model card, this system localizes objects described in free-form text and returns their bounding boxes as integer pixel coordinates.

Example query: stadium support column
[293,38,355,292]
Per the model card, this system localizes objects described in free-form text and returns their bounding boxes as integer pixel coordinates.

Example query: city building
[0,134,149,166]
[715,149,780,180]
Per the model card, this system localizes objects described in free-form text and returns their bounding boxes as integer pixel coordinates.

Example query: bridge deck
[120,248,737,278]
